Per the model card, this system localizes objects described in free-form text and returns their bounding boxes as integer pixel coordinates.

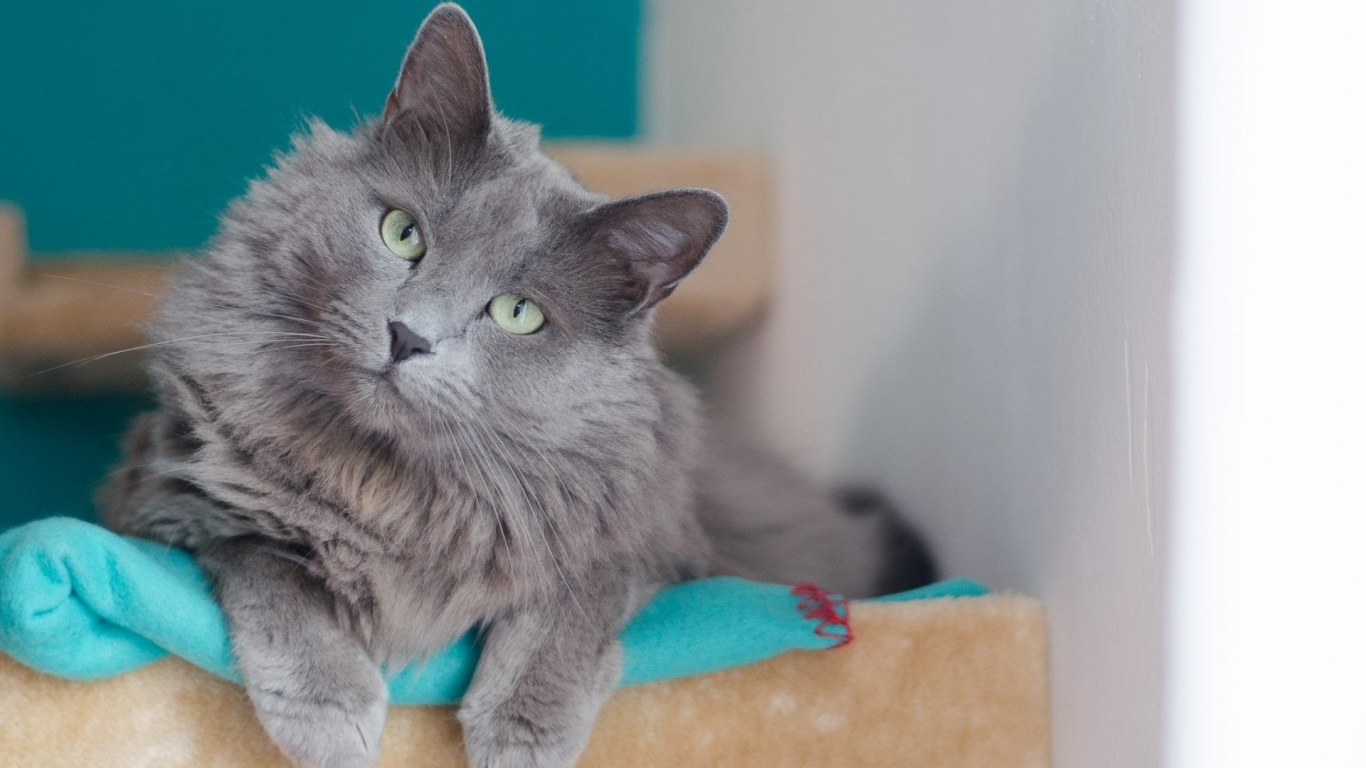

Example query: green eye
[380,209,426,261]
[488,294,545,335]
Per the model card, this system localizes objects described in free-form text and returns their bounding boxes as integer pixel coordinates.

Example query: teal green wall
[1,0,640,252]
[0,395,156,524]
[0,0,641,528]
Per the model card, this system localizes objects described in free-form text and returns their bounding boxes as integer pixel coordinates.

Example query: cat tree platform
[0,595,1048,767]
[0,145,771,394]
[0,518,1048,767]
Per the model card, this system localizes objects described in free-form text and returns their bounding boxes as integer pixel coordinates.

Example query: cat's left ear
[584,189,729,313]
[383,4,492,142]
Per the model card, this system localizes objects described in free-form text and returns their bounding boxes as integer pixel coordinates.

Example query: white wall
[1168,2,1366,766]
[646,2,1174,767]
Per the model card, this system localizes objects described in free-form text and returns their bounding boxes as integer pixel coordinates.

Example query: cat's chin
[334,367,455,451]
[322,366,417,437]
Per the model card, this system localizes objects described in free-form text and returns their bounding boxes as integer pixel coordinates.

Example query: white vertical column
[1169,2,1366,766]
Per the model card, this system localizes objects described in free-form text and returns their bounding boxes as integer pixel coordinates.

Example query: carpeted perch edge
[0,594,1049,767]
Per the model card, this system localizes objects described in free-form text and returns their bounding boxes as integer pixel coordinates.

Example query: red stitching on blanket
[792,583,853,648]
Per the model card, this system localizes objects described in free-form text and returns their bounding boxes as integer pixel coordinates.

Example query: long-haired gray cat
[99,5,932,767]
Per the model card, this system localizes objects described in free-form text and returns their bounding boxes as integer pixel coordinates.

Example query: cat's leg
[198,537,388,768]
[458,587,633,768]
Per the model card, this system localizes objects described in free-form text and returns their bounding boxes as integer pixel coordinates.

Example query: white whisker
[23,331,338,378]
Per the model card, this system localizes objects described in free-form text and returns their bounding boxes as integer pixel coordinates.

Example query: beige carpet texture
[0,595,1049,767]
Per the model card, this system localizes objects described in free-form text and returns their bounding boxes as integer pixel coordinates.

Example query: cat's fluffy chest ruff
[105,370,702,661]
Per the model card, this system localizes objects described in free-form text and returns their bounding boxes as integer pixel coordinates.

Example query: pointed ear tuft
[383,4,492,142]
[584,189,730,312]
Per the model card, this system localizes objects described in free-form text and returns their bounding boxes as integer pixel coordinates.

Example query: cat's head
[164,4,727,449]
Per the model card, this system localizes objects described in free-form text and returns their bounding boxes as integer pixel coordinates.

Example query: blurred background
[3,2,1364,768]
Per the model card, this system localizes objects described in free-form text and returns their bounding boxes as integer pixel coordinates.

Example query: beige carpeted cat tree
[1,595,1047,767]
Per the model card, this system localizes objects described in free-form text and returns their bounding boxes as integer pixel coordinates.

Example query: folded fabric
[0,517,986,705]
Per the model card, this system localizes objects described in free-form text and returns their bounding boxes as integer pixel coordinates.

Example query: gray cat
[100,5,931,767]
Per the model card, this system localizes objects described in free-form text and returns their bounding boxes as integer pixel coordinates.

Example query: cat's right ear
[581,189,730,314]
[382,4,492,143]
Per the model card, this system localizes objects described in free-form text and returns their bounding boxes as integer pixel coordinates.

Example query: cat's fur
[100,6,932,767]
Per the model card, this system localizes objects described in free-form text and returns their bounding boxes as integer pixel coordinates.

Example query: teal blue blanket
[0,517,986,705]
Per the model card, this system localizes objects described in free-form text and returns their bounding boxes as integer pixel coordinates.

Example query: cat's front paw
[247,662,388,768]
[458,700,589,768]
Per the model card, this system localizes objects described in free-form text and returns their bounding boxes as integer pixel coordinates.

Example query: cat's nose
[388,321,432,364]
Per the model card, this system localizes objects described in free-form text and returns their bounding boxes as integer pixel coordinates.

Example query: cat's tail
[834,487,938,595]
[696,427,940,599]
